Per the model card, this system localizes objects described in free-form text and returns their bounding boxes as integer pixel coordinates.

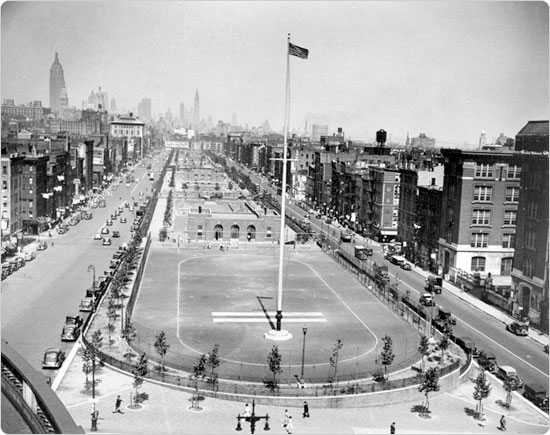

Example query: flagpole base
[264,329,293,341]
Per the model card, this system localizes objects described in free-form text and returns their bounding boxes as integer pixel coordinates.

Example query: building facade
[49,52,69,115]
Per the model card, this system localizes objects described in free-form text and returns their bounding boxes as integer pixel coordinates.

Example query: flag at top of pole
[289,42,309,59]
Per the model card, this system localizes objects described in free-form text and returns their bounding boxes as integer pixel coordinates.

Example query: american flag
[289,42,309,59]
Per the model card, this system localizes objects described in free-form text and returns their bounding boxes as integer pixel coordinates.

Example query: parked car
[57,227,67,234]
[523,384,549,411]
[419,293,435,306]
[112,230,120,238]
[64,315,83,328]
[400,261,412,270]
[106,219,113,226]
[496,365,524,389]
[94,233,102,240]
[42,348,65,369]
[102,237,112,246]
[79,297,95,312]
[111,213,118,220]
[23,251,36,261]
[61,324,81,341]
[37,242,48,251]
[120,217,127,223]
[101,227,110,235]
[506,321,529,336]
[476,351,497,373]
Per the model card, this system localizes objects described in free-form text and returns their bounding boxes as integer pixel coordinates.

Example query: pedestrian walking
[243,403,251,418]
[499,415,506,431]
[282,409,289,429]
[286,416,293,434]
[302,401,310,418]
[112,395,124,414]
[390,421,396,434]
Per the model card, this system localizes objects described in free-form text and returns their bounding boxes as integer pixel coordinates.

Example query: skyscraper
[137,98,152,122]
[193,88,200,130]
[49,52,69,115]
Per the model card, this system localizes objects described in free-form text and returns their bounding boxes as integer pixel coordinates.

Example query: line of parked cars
[2,250,37,280]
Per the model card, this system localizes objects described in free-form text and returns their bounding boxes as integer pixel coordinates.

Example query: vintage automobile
[475,350,497,373]
[419,293,435,307]
[94,233,102,240]
[79,297,95,312]
[400,261,412,270]
[106,219,113,226]
[120,217,127,223]
[496,365,524,389]
[37,242,48,251]
[101,227,110,235]
[61,324,81,341]
[42,348,65,369]
[23,251,36,261]
[112,230,120,238]
[523,384,549,411]
[102,237,112,246]
[65,315,83,328]
[506,321,529,336]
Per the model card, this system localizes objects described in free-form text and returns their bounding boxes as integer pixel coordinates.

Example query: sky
[1,1,548,145]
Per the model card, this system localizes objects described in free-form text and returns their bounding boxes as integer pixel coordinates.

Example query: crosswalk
[212,311,326,323]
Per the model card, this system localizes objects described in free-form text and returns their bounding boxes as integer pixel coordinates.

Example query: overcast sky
[1,1,548,144]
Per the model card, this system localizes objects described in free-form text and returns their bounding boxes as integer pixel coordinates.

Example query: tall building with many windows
[49,52,69,115]
[193,88,200,131]
[510,120,549,331]
[137,98,152,122]
[439,149,521,280]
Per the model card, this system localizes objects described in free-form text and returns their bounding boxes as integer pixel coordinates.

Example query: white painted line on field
[212,312,324,317]
[213,318,327,323]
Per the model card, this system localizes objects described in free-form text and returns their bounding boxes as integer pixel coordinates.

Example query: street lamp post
[235,400,270,434]
[300,325,308,382]
[87,265,96,312]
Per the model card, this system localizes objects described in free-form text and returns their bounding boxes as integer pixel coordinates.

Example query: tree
[193,354,207,379]
[267,345,283,392]
[329,339,344,383]
[473,369,492,418]
[106,297,117,346]
[83,329,103,393]
[418,335,430,372]
[121,318,137,362]
[132,352,149,403]
[380,335,395,381]
[153,330,170,372]
[418,367,440,415]
[81,349,93,391]
[203,344,218,377]
[503,376,520,408]
[438,333,450,364]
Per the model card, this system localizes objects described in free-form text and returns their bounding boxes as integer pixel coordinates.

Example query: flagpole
[275,34,291,331]
[265,34,293,341]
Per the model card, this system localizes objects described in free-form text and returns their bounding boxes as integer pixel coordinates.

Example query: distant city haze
[1,1,548,144]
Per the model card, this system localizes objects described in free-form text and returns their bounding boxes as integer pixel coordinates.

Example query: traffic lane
[2,236,113,375]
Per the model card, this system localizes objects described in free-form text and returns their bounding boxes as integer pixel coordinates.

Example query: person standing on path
[282,409,289,428]
[499,415,506,431]
[286,415,293,434]
[112,395,124,414]
[302,401,309,418]
[390,421,396,434]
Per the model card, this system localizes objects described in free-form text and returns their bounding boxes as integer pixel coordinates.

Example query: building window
[471,233,488,248]
[503,210,517,226]
[527,201,538,219]
[29,177,33,185]
[502,233,515,248]
[472,209,491,225]
[266,226,272,238]
[471,256,486,272]
[526,228,536,249]
[524,257,534,278]
[29,189,32,195]
[230,224,240,239]
[197,225,203,238]
[29,201,33,208]
[505,187,519,202]
[473,186,492,202]
[507,165,521,179]
[501,257,513,275]
[475,163,493,178]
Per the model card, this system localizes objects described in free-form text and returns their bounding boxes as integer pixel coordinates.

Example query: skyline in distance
[1,1,548,145]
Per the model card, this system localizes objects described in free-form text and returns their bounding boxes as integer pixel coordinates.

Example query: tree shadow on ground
[464,407,476,417]
[135,392,149,403]
[410,404,428,414]
[495,399,513,410]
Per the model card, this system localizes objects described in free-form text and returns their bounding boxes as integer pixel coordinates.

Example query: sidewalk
[55,347,548,434]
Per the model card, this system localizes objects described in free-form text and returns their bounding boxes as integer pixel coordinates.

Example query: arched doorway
[247,225,256,241]
[214,224,223,240]
[230,224,240,239]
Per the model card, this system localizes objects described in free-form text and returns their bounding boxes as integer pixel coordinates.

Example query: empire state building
[49,52,69,115]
